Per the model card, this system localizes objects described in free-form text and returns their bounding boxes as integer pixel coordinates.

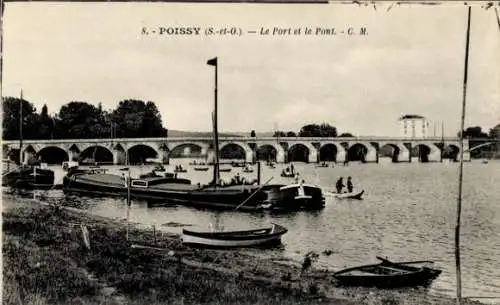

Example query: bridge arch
[443,144,460,162]
[379,143,400,163]
[36,146,69,164]
[411,143,432,163]
[127,144,160,165]
[319,143,340,162]
[256,143,286,163]
[347,143,368,162]
[219,142,253,163]
[20,145,38,164]
[347,142,379,163]
[80,145,114,165]
[169,143,205,158]
[287,143,315,163]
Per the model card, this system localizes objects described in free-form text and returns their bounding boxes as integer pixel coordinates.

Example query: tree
[58,101,107,138]
[273,131,286,137]
[112,99,167,138]
[2,97,40,140]
[299,123,337,137]
[250,130,256,137]
[286,131,297,137]
[339,132,354,137]
[459,126,492,158]
[41,104,48,118]
[489,123,500,139]
[36,104,55,139]
[458,126,488,138]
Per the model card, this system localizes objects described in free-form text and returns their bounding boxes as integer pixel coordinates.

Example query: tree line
[458,125,500,158]
[263,124,351,138]
[2,98,168,140]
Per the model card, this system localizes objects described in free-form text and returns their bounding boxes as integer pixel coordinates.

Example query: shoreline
[2,198,486,305]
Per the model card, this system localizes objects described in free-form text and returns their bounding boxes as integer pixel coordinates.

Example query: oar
[234,177,274,211]
[376,256,436,265]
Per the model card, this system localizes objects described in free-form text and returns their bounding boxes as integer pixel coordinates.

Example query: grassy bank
[2,200,485,305]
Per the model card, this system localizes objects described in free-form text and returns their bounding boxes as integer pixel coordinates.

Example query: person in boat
[290,163,295,174]
[336,177,344,193]
[347,176,353,193]
[235,173,241,185]
[297,179,306,197]
[294,173,300,184]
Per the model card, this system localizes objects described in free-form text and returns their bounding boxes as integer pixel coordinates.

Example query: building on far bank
[399,114,430,139]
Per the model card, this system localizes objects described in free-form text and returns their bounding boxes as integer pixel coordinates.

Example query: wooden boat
[2,91,55,190]
[333,257,442,288]
[2,164,55,189]
[280,171,296,178]
[182,223,288,248]
[219,168,232,172]
[315,163,329,168]
[193,167,209,171]
[263,183,325,211]
[335,190,364,200]
[63,170,270,211]
[242,167,254,173]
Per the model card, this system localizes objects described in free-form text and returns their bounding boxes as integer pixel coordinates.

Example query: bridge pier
[160,150,170,165]
[245,150,254,163]
[336,149,347,163]
[428,145,442,162]
[397,144,410,162]
[308,149,318,163]
[22,150,37,165]
[365,144,378,163]
[68,150,80,162]
[459,151,471,162]
[112,150,127,165]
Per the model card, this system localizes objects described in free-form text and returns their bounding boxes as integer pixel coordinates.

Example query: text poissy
[158,27,201,35]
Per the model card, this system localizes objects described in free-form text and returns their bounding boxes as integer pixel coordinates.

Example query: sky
[2,2,499,137]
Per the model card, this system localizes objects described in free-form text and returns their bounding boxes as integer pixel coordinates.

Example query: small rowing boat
[333,256,441,288]
[334,190,364,200]
[193,167,209,171]
[182,223,288,248]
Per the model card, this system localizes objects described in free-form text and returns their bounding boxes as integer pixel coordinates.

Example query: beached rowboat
[181,223,288,248]
[333,257,441,288]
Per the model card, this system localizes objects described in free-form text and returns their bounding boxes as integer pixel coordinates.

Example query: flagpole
[455,6,472,305]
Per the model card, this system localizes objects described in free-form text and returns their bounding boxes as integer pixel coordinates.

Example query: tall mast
[455,6,472,305]
[19,89,23,164]
[207,57,220,187]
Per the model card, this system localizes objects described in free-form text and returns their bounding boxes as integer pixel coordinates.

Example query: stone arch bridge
[2,136,470,165]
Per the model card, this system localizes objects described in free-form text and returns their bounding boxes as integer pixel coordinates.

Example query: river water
[3,158,500,303]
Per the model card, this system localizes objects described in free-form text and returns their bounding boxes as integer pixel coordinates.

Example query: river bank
[2,198,485,305]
